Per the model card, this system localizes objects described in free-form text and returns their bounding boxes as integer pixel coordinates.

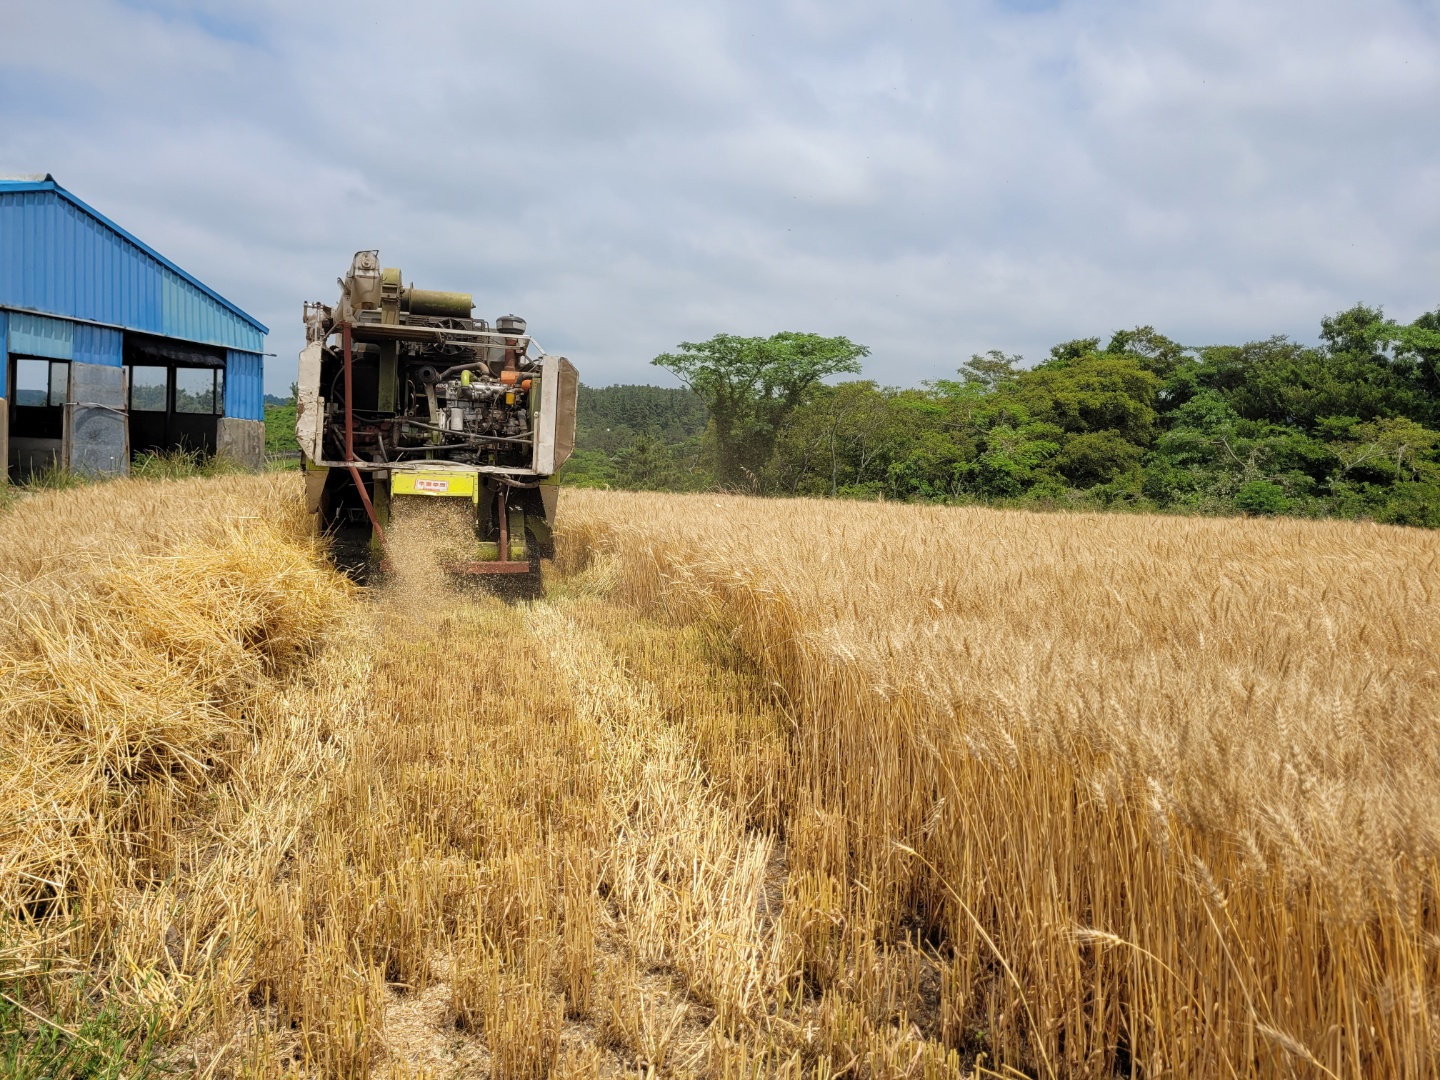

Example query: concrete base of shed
[217,418,265,471]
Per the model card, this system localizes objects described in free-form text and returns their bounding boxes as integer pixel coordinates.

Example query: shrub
[1234,479,1289,514]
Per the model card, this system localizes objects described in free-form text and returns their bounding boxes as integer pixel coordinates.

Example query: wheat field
[1,476,1437,1078]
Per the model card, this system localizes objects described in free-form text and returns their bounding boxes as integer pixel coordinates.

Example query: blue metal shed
[0,174,269,477]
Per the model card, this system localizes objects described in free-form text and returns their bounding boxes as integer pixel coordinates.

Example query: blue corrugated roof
[0,175,268,339]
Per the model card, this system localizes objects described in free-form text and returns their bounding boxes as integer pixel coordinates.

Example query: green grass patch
[0,979,162,1080]
[130,448,242,481]
[264,403,299,455]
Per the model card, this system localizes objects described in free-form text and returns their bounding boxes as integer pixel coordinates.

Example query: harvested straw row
[0,475,359,1057]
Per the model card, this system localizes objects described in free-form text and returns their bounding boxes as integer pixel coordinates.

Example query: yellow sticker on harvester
[392,471,478,498]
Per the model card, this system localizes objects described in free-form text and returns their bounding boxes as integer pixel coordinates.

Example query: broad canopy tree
[651,332,868,489]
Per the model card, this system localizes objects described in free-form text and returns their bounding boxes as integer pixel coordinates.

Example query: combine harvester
[296,251,578,587]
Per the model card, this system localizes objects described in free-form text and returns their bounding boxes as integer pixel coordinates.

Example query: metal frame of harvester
[295,251,578,583]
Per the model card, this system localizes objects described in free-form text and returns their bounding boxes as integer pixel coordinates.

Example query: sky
[2,0,1438,395]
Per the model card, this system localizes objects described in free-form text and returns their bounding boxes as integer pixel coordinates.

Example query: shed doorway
[124,335,225,459]
[6,356,68,481]
[125,364,224,457]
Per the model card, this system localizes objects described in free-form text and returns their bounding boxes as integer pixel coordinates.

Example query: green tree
[569,301,1440,525]
[1046,337,1103,366]
[1222,308,1425,429]
[575,384,708,455]
[1009,354,1161,444]
[1235,480,1289,515]
[611,433,694,491]
[1053,430,1143,487]
[1331,417,1440,485]
[959,350,1023,391]
[651,332,868,489]
[1105,326,1189,378]
[1393,310,1440,419]
[557,448,617,488]
[964,415,1062,498]
[769,381,901,496]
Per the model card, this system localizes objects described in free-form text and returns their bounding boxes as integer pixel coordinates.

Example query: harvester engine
[435,372,530,441]
[296,251,578,586]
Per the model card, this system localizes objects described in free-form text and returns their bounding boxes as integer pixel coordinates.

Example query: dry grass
[2,477,1436,1078]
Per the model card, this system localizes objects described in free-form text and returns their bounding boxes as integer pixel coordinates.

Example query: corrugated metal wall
[224,350,265,421]
[163,272,263,353]
[1,190,163,335]
[0,186,264,353]
[73,323,123,367]
[0,191,156,331]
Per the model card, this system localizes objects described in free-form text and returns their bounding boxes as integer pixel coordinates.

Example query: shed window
[14,359,67,407]
[175,367,223,415]
[130,366,167,411]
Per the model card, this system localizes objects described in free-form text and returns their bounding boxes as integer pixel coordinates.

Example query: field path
[291,581,796,1078]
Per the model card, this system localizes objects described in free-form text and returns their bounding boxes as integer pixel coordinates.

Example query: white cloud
[1,0,1437,394]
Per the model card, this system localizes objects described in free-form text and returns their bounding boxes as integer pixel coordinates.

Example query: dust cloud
[376,495,479,619]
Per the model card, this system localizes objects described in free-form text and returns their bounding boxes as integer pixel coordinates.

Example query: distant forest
[564,303,1440,527]
[564,384,709,489]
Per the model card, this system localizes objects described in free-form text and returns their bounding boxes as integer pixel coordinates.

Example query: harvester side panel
[554,357,579,471]
[532,355,579,475]
[296,342,325,461]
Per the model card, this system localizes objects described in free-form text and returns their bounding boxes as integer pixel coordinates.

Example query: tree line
[567,303,1440,526]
